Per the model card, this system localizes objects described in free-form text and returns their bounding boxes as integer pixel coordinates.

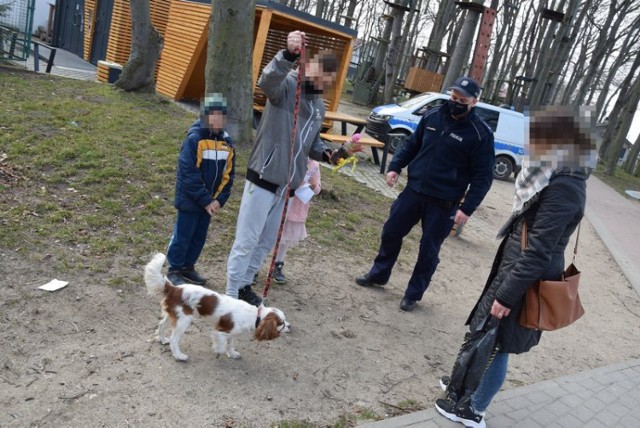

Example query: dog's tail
[145,253,168,297]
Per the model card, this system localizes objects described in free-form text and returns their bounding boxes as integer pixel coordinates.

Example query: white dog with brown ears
[144,253,289,361]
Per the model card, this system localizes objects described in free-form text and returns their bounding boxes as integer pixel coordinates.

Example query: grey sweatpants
[226,181,287,297]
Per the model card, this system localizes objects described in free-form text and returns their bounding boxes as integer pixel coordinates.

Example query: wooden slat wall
[97,0,355,107]
[252,14,353,114]
[155,0,209,99]
[83,0,97,61]
[97,0,171,82]
[104,0,131,65]
[404,68,444,94]
[97,61,110,81]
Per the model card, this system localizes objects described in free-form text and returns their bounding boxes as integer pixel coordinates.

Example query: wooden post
[252,9,272,92]
[330,37,354,112]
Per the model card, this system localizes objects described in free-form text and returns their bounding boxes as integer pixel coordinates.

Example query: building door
[53,0,85,58]
[89,0,113,64]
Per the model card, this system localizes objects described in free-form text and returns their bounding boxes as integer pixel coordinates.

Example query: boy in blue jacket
[166,94,235,286]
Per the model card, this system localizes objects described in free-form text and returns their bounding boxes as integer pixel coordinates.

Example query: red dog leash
[261,34,306,305]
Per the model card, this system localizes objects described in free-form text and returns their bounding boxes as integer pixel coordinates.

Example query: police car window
[475,107,499,132]
[414,99,445,116]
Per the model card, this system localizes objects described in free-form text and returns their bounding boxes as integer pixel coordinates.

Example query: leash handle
[262,34,306,300]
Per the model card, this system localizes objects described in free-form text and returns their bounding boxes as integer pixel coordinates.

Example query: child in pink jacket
[271,158,321,283]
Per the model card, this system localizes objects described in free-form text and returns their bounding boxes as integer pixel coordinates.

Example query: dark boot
[272,262,286,284]
[167,268,186,285]
[238,285,262,307]
[181,266,206,286]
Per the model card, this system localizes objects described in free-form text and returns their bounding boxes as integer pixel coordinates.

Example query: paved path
[10,46,97,81]
[585,175,640,294]
[359,358,640,427]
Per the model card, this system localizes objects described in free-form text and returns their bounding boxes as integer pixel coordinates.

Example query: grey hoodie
[247,50,331,196]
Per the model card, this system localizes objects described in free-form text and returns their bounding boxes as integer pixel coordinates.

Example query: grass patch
[0,68,396,279]
[593,163,640,202]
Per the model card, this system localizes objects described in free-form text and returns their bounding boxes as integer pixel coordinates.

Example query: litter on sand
[38,279,69,292]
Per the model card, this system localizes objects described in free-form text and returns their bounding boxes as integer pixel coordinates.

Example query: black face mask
[448,99,471,117]
[303,80,323,94]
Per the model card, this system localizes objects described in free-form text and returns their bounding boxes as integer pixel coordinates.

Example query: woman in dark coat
[435,106,597,428]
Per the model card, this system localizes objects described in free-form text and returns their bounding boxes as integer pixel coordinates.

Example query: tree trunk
[442,0,483,91]
[205,0,255,145]
[529,0,580,105]
[315,0,325,18]
[425,0,456,71]
[115,0,163,93]
[605,73,640,175]
[500,1,535,107]
[624,133,640,175]
[342,0,358,28]
[484,0,516,103]
[372,15,394,81]
[444,9,466,76]
[383,0,411,104]
[543,0,582,104]
[595,28,638,120]
[575,0,635,105]
[602,54,640,174]
[559,26,590,105]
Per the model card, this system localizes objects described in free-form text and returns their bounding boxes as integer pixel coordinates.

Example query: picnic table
[252,105,390,173]
[322,110,389,173]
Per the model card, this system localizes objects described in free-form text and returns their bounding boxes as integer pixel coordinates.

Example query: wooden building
[74,0,356,109]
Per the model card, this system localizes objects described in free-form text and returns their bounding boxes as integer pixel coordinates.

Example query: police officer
[355,76,495,311]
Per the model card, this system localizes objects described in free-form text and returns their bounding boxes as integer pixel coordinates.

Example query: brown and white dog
[144,253,289,361]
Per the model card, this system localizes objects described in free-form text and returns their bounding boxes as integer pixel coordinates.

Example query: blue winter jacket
[388,103,495,216]
[174,120,235,212]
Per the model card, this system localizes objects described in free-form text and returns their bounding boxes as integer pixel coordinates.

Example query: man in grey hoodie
[226,30,345,306]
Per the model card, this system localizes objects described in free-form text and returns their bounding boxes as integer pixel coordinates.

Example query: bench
[31,40,57,73]
[320,132,389,170]
[319,133,384,148]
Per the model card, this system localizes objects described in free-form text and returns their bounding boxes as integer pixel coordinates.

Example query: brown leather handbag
[519,222,585,331]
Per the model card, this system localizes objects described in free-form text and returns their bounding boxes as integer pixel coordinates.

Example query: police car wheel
[387,132,410,154]
[493,155,514,181]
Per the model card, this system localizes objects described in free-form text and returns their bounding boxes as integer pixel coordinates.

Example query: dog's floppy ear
[254,313,281,341]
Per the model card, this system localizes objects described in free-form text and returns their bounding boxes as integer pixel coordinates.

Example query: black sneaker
[439,376,450,391]
[435,395,458,423]
[436,391,485,428]
[400,297,417,311]
[272,262,286,284]
[355,274,386,287]
[455,402,486,428]
[238,285,262,307]
[181,266,206,286]
[167,269,186,285]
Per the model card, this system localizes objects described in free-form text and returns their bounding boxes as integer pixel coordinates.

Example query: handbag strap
[521,221,581,263]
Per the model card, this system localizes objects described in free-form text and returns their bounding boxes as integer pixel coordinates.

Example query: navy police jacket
[388,103,494,216]
[174,120,235,212]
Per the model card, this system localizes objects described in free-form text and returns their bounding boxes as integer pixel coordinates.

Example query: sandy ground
[2,176,640,427]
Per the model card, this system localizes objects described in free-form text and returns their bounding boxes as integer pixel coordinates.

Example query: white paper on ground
[625,190,640,200]
[294,184,315,204]
[38,279,69,292]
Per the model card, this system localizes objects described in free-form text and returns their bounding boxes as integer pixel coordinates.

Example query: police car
[366,92,525,180]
